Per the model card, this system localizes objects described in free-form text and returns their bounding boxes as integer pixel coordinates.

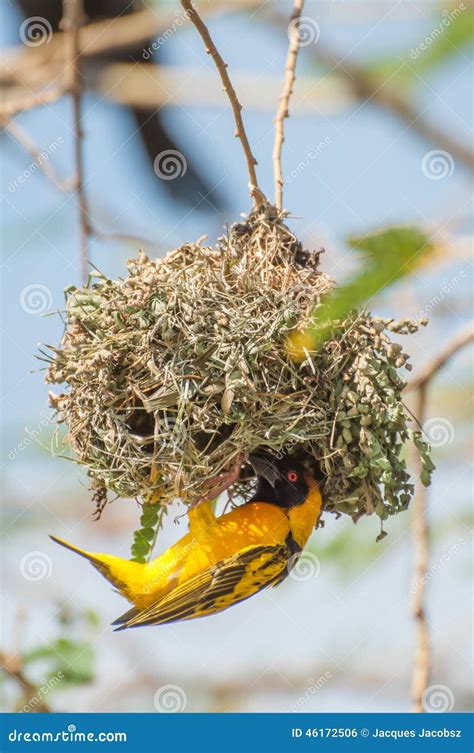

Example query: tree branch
[273,0,305,210]
[0,87,67,120]
[408,324,473,712]
[0,2,261,88]
[179,0,266,207]
[3,3,473,174]
[94,62,347,114]
[309,44,474,172]
[407,324,474,392]
[90,224,159,251]
[0,651,51,713]
[62,0,90,284]
[410,383,430,712]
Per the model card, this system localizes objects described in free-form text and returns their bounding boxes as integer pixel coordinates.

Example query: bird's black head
[248,454,311,509]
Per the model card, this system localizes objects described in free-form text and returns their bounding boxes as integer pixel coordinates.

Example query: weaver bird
[50,455,323,629]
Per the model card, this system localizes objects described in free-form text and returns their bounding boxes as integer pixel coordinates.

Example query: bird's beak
[249,454,279,487]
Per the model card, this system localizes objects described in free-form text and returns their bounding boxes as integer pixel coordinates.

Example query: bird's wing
[113,543,290,629]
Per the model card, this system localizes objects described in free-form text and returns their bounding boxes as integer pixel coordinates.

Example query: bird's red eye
[288,471,298,482]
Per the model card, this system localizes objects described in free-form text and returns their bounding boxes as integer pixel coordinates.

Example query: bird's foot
[194,452,247,506]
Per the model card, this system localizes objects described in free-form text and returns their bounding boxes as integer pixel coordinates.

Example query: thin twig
[0,87,67,120]
[6,4,472,173]
[266,6,473,171]
[273,0,305,210]
[408,324,474,392]
[62,0,90,284]
[3,120,76,192]
[90,225,159,250]
[179,0,266,207]
[408,325,473,712]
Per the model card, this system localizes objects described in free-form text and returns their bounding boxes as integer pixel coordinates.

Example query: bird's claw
[194,452,247,506]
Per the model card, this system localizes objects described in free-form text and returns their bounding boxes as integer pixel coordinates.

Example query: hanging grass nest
[46,205,431,524]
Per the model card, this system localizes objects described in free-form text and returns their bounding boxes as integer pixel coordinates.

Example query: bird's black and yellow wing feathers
[113,543,291,630]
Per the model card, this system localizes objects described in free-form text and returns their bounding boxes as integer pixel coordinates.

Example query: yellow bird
[50,455,323,629]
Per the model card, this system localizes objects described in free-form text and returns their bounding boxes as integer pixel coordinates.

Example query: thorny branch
[408,324,474,712]
[179,0,266,207]
[3,3,472,172]
[62,0,90,284]
[273,0,305,210]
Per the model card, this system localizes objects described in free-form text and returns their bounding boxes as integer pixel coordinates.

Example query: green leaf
[83,608,100,628]
[131,502,166,562]
[288,226,435,355]
[140,507,159,526]
[412,429,435,487]
[362,6,474,89]
[404,6,474,80]
[140,527,156,542]
[23,638,95,686]
[131,538,149,558]
[420,469,432,486]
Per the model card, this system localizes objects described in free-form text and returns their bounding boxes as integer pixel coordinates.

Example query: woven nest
[46,205,428,523]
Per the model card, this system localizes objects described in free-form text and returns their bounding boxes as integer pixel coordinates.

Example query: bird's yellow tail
[49,534,100,563]
[49,534,147,602]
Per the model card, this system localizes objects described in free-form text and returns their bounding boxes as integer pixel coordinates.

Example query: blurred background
[1,0,472,713]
